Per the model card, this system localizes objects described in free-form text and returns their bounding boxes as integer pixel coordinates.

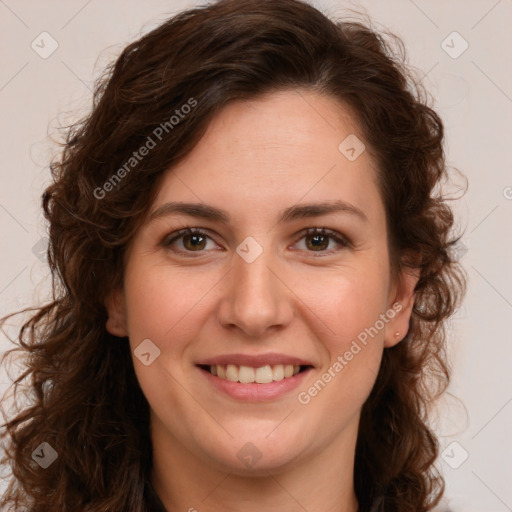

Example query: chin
[199,428,309,475]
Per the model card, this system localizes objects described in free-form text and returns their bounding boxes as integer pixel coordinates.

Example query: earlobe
[384,266,420,348]
[104,288,129,338]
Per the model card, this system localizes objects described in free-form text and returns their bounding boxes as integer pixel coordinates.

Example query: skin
[105,89,419,512]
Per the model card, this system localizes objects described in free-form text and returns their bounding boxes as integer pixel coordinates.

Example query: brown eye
[164,228,217,255]
[306,232,329,251]
[295,227,350,255]
[182,232,207,251]
[163,226,349,258]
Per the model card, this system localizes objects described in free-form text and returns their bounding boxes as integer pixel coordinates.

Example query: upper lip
[197,353,314,368]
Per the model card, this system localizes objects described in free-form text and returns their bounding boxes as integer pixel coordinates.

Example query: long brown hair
[0,0,466,510]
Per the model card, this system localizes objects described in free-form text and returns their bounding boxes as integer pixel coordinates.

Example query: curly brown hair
[0,0,466,510]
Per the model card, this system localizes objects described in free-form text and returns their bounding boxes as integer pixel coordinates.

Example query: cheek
[121,261,206,429]
[293,270,389,440]
[123,260,212,349]
[300,265,390,346]
[298,284,386,417]
[295,265,389,400]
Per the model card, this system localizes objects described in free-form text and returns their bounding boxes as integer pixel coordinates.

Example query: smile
[196,358,314,401]
[200,363,308,383]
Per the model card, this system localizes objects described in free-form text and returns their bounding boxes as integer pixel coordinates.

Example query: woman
[0,0,466,510]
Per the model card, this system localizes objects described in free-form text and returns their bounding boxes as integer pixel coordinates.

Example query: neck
[150,415,360,512]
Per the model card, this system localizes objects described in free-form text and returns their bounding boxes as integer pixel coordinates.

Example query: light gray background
[1,1,511,510]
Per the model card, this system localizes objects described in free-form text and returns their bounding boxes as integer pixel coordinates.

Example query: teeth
[238,365,255,383]
[272,364,284,381]
[225,364,238,382]
[208,363,303,383]
[255,365,273,384]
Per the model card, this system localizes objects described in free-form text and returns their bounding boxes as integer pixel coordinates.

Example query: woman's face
[106,89,417,475]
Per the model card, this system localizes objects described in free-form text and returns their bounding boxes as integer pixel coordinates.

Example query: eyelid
[162,226,221,252]
[293,226,351,254]
[162,225,351,256]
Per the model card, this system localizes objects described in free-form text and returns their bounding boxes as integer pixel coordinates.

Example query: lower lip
[198,366,313,402]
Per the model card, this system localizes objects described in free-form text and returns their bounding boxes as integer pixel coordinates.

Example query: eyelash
[162,226,350,257]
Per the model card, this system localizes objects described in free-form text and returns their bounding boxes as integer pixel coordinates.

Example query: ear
[104,288,129,338]
[384,264,420,348]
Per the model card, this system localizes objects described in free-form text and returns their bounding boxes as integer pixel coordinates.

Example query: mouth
[195,353,315,401]
[197,363,313,384]
[195,355,314,401]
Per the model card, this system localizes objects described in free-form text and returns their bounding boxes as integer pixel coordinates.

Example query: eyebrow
[148,199,368,224]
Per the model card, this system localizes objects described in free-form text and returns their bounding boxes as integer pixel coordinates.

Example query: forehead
[151,89,384,225]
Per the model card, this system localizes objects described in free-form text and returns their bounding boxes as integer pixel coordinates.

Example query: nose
[217,245,294,338]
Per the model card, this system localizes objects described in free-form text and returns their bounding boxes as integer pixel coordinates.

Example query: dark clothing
[144,478,167,511]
